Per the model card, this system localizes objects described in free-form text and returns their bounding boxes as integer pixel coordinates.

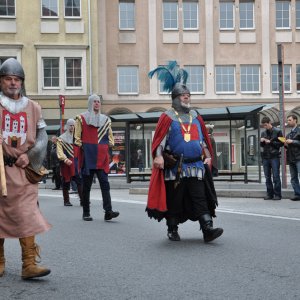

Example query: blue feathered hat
[148,61,189,99]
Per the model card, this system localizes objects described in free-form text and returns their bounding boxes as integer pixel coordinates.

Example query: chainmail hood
[59,118,75,144]
[82,94,107,127]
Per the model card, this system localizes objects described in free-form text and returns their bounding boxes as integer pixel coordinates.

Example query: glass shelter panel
[208,119,260,181]
[129,123,157,173]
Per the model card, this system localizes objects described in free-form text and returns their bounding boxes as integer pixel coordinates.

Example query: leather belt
[4,156,17,167]
[164,150,202,163]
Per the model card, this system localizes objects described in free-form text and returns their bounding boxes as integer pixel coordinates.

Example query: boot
[19,236,51,280]
[199,214,223,243]
[63,189,73,206]
[82,212,93,221]
[104,211,120,221]
[0,238,5,277]
[77,184,83,206]
[167,225,181,241]
[166,218,180,241]
[82,187,93,220]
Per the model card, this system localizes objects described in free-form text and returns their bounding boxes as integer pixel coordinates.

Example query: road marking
[40,193,300,221]
[217,208,300,221]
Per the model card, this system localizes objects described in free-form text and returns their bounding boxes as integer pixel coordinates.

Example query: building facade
[98,0,300,176]
[1,0,300,177]
[0,0,98,125]
[100,0,300,114]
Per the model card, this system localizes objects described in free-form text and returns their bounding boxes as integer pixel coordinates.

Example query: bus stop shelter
[110,104,265,183]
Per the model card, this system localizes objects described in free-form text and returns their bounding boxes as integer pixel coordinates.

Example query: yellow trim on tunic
[56,138,67,161]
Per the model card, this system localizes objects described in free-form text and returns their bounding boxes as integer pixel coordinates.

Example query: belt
[164,150,202,163]
[4,156,17,167]
[183,157,203,163]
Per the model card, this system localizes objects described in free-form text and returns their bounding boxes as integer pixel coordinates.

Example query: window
[119,1,135,30]
[296,1,300,28]
[240,65,260,93]
[65,58,82,87]
[163,1,178,30]
[0,0,15,16]
[183,1,198,30]
[215,65,235,93]
[276,1,290,29]
[219,1,234,30]
[64,0,80,17]
[41,0,58,17]
[43,58,59,88]
[296,65,300,91]
[185,65,204,93]
[37,48,87,95]
[271,64,291,93]
[118,66,138,94]
[239,1,254,29]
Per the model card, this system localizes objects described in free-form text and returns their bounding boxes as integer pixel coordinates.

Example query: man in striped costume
[74,94,119,221]
[57,118,83,206]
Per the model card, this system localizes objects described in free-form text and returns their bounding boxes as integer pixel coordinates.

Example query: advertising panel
[109,130,126,175]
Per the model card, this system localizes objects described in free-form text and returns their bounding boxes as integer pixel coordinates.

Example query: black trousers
[82,169,112,214]
[62,174,82,190]
[52,167,61,188]
[165,177,209,224]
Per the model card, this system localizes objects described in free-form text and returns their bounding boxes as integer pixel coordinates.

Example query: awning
[110,104,265,123]
[258,103,280,124]
[197,104,264,121]
[286,105,300,121]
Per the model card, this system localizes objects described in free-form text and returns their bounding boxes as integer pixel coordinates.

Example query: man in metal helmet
[147,62,223,243]
[0,58,51,279]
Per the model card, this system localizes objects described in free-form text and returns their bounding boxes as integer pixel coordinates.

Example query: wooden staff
[0,141,7,197]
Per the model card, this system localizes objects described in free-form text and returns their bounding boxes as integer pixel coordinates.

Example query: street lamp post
[277,44,287,188]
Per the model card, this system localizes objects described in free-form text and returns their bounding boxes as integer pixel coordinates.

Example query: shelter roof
[110,104,265,122]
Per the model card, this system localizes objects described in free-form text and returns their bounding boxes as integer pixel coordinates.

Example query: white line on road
[40,193,300,222]
[217,208,300,222]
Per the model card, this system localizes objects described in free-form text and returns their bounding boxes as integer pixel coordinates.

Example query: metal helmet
[171,83,190,100]
[0,58,25,80]
[171,83,191,113]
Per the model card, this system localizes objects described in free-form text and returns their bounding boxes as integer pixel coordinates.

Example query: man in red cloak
[146,81,223,243]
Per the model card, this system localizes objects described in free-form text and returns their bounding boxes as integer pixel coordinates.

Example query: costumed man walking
[0,58,51,279]
[57,118,83,206]
[74,94,119,221]
[146,61,223,242]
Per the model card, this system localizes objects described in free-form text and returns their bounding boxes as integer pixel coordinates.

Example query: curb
[129,187,294,199]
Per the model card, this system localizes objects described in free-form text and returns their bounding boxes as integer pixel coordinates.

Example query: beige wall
[99,0,300,115]
[2,1,300,122]
[0,0,97,124]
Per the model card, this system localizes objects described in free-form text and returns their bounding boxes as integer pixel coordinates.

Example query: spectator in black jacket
[285,114,300,201]
[260,117,283,200]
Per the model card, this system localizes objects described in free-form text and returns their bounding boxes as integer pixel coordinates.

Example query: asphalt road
[1,189,300,300]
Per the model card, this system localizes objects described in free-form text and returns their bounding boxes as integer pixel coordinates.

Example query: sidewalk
[39,176,295,199]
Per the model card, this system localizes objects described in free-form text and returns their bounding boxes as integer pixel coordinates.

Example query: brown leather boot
[63,189,72,206]
[0,238,5,277]
[19,236,51,280]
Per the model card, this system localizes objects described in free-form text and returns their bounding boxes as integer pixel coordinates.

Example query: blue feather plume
[148,61,189,93]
